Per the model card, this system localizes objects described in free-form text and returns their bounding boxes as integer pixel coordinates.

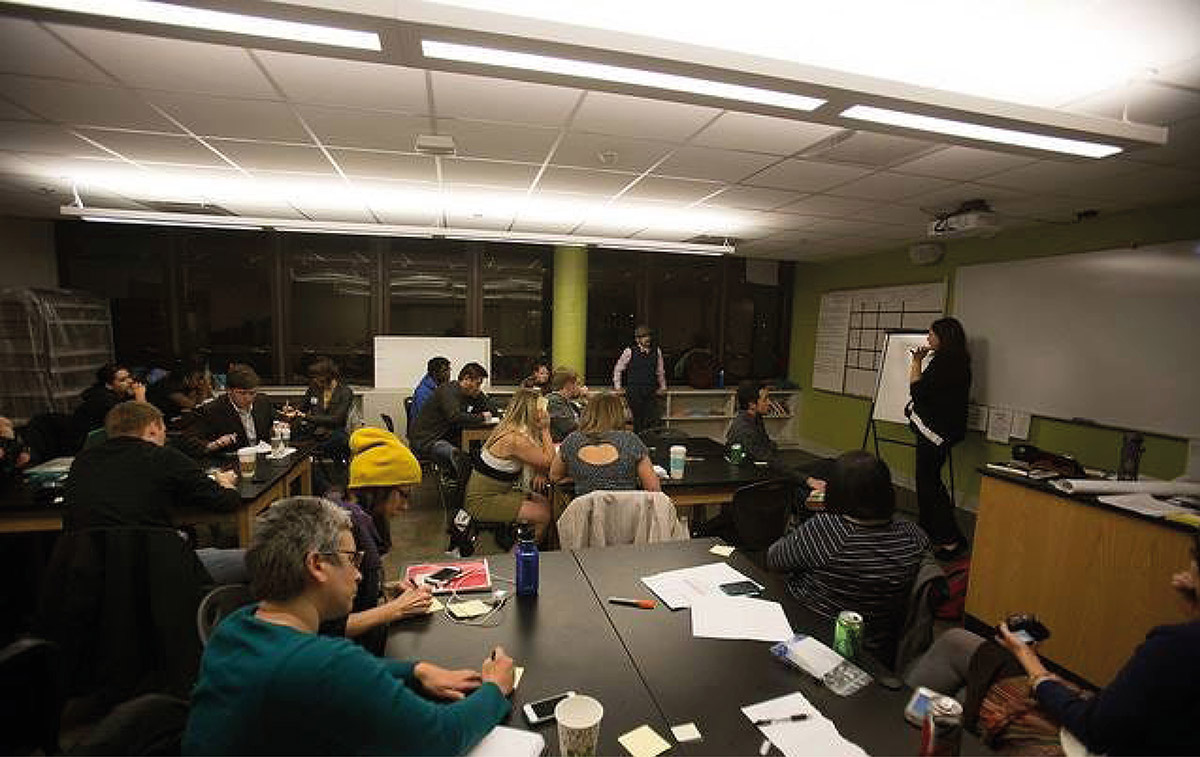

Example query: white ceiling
[0,3,1197,261]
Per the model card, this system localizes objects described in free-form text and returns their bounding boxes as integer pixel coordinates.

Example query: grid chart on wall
[812,282,946,397]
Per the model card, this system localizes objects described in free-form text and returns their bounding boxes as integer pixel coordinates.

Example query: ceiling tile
[148,92,307,141]
[552,132,673,173]
[536,166,638,195]
[218,199,306,221]
[572,90,718,142]
[299,106,427,151]
[78,129,228,167]
[752,210,822,231]
[436,118,559,163]
[898,182,1024,212]
[350,178,440,225]
[703,185,803,210]
[50,24,277,99]
[0,75,174,131]
[863,203,932,225]
[0,122,108,157]
[692,111,843,155]
[629,228,701,242]
[1062,163,1200,204]
[978,159,1140,196]
[803,131,936,167]
[431,70,580,127]
[654,145,777,182]
[207,140,334,173]
[256,50,428,113]
[443,187,521,230]
[619,175,722,203]
[1157,54,1200,90]
[776,194,874,218]
[990,194,1102,223]
[1123,115,1200,169]
[0,18,110,83]
[331,148,436,182]
[744,158,872,192]
[440,158,537,190]
[513,192,593,234]
[291,202,375,224]
[0,99,38,121]
[1067,81,1200,126]
[827,171,958,201]
[889,145,1037,180]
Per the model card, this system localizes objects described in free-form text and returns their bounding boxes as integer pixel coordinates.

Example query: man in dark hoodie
[72,363,145,442]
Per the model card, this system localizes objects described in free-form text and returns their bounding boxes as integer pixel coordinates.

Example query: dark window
[387,240,467,337]
[179,230,273,380]
[481,245,550,384]
[647,255,721,384]
[286,235,375,383]
[722,259,792,382]
[585,250,641,385]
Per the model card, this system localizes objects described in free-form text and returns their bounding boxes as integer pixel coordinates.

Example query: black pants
[624,385,660,432]
[915,435,964,546]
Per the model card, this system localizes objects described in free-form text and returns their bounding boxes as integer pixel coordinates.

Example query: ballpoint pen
[752,714,809,726]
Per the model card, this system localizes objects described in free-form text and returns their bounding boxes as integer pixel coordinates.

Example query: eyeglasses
[320,549,364,569]
[230,388,258,396]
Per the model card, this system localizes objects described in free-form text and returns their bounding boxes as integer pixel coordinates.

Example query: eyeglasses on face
[320,549,364,569]
[230,388,258,396]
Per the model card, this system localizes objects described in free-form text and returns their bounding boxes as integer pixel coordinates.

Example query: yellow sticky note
[427,597,445,614]
[709,544,735,557]
[618,725,671,757]
[670,723,701,743]
[513,666,524,689]
[447,599,491,618]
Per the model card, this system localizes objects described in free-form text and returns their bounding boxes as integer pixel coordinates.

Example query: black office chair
[729,478,795,563]
[69,693,189,756]
[638,426,689,448]
[380,413,395,433]
[0,637,63,756]
[196,583,254,646]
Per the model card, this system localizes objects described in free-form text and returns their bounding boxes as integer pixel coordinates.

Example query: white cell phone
[523,691,575,725]
[422,566,463,588]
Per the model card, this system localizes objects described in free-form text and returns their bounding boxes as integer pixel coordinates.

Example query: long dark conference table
[386,539,989,756]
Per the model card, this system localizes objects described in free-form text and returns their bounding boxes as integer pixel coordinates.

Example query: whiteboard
[872,332,929,425]
[373,336,491,389]
[812,282,945,396]
[953,241,1200,439]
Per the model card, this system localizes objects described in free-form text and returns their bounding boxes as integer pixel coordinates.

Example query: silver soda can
[833,610,864,660]
[919,695,963,756]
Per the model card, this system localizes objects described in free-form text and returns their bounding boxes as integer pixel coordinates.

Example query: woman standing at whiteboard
[909,317,971,561]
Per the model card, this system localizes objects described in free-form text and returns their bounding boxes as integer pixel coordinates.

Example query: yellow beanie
[348,427,422,489]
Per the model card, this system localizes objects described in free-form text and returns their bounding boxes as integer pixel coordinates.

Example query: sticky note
[618,725,671,757]
[513,666,524,689]
[447,600,491,618]
[709,544,735,557]
[670,723,701,742]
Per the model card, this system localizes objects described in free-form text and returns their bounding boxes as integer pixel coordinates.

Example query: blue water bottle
[514,522,539,597]
[717,369,725,388]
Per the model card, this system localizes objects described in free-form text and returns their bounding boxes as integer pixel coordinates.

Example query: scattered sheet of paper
[427,597,445,614]
[709,544,735,557]
[986,408,1013,443]
[266,446,297,459]
[1098,493,1190,517]
[513,666,524,690]
[466,726,545,757]
[618,725,671,757]
[641,562,756,609]
[248,441,272,453]
[447,599,491,618]
[967,403,989,432]
[742,692,866,757]
[671,723,701,743]
[691,595,794,643]
[1010,411,1031,440]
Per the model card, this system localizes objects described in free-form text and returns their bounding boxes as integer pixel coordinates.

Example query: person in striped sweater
[767,450,930,663]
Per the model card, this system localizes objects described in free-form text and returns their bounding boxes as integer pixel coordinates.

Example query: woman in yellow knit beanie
[323,427,431,655]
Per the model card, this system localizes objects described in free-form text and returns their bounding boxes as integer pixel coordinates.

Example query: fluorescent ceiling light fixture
[8,0,381,51]
[421,40,823,112]
[840,105,1122,158]
[81,214,262,231]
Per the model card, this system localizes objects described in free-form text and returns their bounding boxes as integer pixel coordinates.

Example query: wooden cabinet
[967,474,1194,686]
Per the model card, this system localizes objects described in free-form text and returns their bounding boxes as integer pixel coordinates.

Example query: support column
[552,245,587,372]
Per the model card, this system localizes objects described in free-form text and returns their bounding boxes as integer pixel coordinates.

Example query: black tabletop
[648,437,776,490]
[385,550,671,756]
[206,441,315,502]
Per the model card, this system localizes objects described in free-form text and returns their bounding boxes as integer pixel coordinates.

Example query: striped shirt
[767,513,930,656]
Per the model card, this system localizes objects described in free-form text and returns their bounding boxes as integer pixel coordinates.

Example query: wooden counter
[967,473,1195,686]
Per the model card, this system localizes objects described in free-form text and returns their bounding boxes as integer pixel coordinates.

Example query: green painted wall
[552,245,588,372]
[787,200,1200,501]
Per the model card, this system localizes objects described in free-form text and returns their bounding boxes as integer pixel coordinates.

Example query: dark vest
[627,346,657,387]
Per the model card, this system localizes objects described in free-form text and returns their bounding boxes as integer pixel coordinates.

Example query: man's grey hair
[246,497,351,602]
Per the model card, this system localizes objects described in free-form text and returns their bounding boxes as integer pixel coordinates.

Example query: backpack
[933,555,971,621]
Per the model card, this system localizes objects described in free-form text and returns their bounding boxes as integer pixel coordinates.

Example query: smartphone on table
[523,691,576,725]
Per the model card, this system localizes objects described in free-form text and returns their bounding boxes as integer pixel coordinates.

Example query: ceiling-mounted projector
[927,200,1000,239]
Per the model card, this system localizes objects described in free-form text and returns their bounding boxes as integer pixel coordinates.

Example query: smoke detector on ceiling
[597,150,619,166]
[414,134,457,156]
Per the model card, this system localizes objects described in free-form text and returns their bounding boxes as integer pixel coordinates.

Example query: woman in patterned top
[767,450,930,664]
[551,392,661,497]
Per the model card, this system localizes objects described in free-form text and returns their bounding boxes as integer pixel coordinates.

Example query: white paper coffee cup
[555,694,603,757]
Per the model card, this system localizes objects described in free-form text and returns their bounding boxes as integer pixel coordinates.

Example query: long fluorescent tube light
[8,0,381,51]
[840,104,1122,159]
[62,206,733,255]
[422,39,824,112]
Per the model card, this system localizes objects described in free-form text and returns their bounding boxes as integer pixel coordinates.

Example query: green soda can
[833,610,864,660]
[726,443,744,464]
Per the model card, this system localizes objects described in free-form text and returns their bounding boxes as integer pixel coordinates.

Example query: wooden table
[0,449,312,547]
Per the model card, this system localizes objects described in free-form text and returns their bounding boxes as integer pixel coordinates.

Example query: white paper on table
[742,692,866,757]
[248,441,273,453]
[690,595,794,642]
[466,726,544,757]
[640,562,756,610]
[986,408,1013,443]
[266,446,297,459]
[1098,493,1190,517]
[1010,411,1032,440]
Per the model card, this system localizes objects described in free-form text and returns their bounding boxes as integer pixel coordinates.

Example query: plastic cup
[555,694,603,757]
[237,447,258,478]
[669,444,687,480]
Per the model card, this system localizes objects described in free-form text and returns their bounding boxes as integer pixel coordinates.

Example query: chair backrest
[637,426,688,448]
[21,411,76,464]
[557,490,689,549]
[69,693,189,756]
[196,583,254,646]
[380,413,395,433]
[730,479,795,551]
[0,637,63,756]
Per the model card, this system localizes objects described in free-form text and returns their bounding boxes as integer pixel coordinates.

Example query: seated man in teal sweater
[184,496,515,755]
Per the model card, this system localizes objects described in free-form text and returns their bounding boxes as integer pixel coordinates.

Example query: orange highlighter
[607,597,656,609]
